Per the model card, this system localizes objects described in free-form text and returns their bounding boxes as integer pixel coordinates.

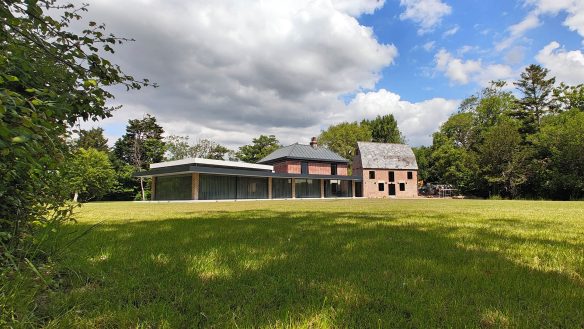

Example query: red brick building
[353,142,418,198]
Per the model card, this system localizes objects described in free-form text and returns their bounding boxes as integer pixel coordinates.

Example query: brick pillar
[268,177,273,199]
[151,176,156,201]
[352,180,356,198]
[291,178,296,199]
[192,173,200,200]
[320,179,325,198]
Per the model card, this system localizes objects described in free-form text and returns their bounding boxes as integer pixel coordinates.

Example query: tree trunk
[140,177,145,201]
[73,192,79,202]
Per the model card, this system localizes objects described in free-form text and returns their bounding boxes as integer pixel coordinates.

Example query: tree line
[414,65,584,200]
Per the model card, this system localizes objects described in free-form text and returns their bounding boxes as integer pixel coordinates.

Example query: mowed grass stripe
[44,199,584,328]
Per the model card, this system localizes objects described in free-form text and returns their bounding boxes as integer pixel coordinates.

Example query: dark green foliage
[236,135,280,163]
[412,146,432,182]
[0,0,150,265]
[318,121,371,160]
[421,69,584,199]
[513,64,556,135]
[77,128,109,152]
[362,114,405,144]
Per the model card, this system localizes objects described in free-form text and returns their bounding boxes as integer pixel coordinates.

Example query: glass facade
[272,178,292,198]
[199,174,268,200]
[155,174,192,200]
[325,179,353,198]
[295,179,320,198]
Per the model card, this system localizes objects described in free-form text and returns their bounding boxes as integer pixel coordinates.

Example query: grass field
[39,199,584,328]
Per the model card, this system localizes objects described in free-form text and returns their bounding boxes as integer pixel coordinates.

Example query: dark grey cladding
[258,143,349,164]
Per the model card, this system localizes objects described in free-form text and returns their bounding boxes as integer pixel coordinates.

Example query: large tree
[113,115,165,200]
[362,114,404,144]
[0,0,151,266]
[318,122,371,161]
[77,127,109,152]
[513,64,556,134]
[62,148,116,202]
[236,135,280,163]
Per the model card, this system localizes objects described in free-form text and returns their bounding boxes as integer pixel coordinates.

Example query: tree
[236,135,280,163]
[77,127,109,152]
[0,0,151,267]
[532,109,584,199]
[62,148,116,202]
[513,65,556,134]
[412,146,432,182]
[438,112,476,150]
[166,135,233,160]
[554,83,584,112]
[362,114,404,144]
[113,115,165,200]
[477,118,529,198]
[318,122,371,160]
[428,133,479,194]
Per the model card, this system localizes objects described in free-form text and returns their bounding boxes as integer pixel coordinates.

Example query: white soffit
[150,158,274,171]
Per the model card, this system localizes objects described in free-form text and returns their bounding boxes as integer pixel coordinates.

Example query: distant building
[137,137,360,201]
[136,138,419,201]
[353,142,418,198]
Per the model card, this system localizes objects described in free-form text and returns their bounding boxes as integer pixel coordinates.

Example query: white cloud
[77,0,398,148]
[331,0,386,16]
[442,25,459,37]
[536,41,584,85]
[340,89,459,145]
[399,0,452,35]
[495,12,540,51]
[434,49,515,86]
[422,41,436,51]
[526,0,584,39]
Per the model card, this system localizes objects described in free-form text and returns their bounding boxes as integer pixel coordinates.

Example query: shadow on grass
[47,210,584,328]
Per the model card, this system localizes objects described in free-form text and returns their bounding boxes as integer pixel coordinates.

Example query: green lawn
[43,199,584,328]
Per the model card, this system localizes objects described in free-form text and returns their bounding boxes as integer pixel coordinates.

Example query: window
[378,183,384,191]
[389,171,395,182]
[331,163,337,175]
[399,183,406,191]
[407,171,413,180]
[369,171,375,179]
[301,162,308,174]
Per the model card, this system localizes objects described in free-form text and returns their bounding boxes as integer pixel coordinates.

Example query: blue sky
[80,0,584,147]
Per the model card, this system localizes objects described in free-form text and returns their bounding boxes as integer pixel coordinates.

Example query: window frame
[407,171,413,180]
[331,163,337,175]
[389,171,395,182]
[301,162,309,175]
[378,183,385,191]
[399,183,406,191]
[369,171,375,179]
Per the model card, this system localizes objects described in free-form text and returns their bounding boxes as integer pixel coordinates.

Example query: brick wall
[272,160,348,176]
[357,169,418,198]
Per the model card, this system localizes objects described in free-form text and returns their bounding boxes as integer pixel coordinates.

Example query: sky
[76,0,584,148]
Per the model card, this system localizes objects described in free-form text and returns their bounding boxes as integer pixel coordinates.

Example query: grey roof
[356,142,418,170]
[258,143,349,164]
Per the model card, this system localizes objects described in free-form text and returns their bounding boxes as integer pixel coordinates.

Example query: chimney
[310,137,318,148]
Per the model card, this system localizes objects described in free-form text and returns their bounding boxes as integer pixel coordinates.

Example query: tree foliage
[236,135,280,163]
[318,122,371,161]
[77,127,109,152]
[513,64,556,134]
[0,0,151,267]
[362,114,404,144]
[166,135,233,161]
[62,148,116,202]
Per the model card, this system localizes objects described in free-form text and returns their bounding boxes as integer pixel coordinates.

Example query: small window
[407,171,413,180]
[301,162,308,174]
[378,183,384,191]
[331,163,337,175]
[399,183,406,191]
[389,171,395,182]
[369,171,375,179]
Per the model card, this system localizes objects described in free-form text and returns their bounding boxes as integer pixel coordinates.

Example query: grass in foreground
[40,199,584,328]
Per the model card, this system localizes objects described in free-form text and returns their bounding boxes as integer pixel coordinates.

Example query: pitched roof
[356,142,418,170]
[258,143,349,164]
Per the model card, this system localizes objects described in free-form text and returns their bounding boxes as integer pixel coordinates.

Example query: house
[352,142,418,198]
[136,137,361,201]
